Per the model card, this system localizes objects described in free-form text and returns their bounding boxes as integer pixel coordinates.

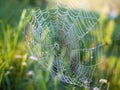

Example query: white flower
[29,56,38,61]
[27,70,35,77]
[15,55,23,59]
[109,9,118,19]
[22,62,27,66]
[99,79,107,84]
[5,71,10,76]
[93,87,99,90]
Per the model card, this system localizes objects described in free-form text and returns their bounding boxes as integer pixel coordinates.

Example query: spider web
[24,0,103,88]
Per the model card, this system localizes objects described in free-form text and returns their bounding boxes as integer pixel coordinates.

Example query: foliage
[0,0,120,90]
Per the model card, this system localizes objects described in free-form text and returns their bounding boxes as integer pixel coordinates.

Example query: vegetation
[0,0,120,90]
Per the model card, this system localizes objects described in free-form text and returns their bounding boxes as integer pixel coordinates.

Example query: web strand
[24,1,103,88]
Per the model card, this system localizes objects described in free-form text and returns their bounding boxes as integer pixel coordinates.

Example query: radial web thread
[24,1,103,88]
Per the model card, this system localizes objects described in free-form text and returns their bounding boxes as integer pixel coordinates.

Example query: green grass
[0,0,120,90]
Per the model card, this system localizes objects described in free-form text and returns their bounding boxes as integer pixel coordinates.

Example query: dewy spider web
[24,0,103,88]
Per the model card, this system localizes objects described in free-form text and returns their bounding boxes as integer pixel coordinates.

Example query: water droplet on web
[24,1,103,88]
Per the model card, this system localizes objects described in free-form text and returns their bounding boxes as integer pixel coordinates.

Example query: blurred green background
[0,0,120,90]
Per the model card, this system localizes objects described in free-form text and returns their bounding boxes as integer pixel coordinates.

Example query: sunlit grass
[0,0,120,90]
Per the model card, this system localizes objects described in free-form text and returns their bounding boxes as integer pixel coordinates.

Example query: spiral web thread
[24,0,103,88]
